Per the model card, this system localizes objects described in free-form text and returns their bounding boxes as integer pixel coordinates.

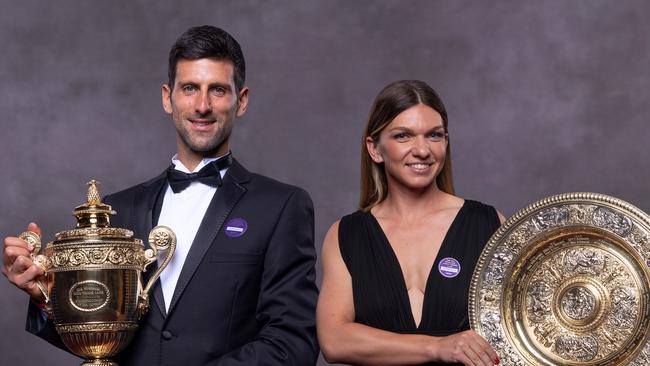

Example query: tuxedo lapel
[166,160,250,315]
[131,173,168,318]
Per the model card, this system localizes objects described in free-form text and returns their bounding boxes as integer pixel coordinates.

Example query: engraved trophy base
[81,359,117,366]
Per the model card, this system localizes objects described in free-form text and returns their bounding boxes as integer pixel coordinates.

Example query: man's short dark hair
[168,25,246,92]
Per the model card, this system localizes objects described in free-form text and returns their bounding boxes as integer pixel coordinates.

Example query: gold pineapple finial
[86,180,102,205]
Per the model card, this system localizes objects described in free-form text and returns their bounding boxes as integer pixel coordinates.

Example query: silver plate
[469,193,650,365]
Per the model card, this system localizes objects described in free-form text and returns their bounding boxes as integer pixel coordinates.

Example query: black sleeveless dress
[338,200,500,366]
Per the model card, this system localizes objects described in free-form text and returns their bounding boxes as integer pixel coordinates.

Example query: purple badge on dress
[224,218,248,237]
[438,257,461,278]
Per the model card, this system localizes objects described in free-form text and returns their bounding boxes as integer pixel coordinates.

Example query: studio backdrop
[1,1,649,365]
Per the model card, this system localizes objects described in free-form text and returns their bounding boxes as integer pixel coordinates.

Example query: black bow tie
[166,154,233,193]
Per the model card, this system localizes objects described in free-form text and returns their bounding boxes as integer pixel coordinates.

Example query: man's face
[162,58,248,162]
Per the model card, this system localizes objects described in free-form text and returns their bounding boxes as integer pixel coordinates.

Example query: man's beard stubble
[179,121,233,156]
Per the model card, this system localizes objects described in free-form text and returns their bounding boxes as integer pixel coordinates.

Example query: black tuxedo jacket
[27,159,319,365]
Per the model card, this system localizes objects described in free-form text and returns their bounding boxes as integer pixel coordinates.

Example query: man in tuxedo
[2,25,319,365]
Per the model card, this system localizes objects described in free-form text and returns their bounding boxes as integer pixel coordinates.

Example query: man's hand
[2,223,46,301]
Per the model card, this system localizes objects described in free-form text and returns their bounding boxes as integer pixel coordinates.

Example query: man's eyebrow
[208,82,232,91]
[175,81,232,91]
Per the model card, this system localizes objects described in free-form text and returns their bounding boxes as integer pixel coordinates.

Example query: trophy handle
[18,231,52,307]
[141,226,176,298]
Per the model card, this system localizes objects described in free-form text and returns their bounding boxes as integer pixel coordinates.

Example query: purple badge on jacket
[224,218,248,237]
[438,257,461,278]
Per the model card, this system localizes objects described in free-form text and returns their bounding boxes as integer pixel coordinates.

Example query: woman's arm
[497,210,507,224]
[317,221,499,366]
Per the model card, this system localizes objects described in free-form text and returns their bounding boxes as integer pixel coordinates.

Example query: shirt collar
[170,152,230,173]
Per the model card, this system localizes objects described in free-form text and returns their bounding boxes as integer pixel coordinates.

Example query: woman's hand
[430,330,499,366]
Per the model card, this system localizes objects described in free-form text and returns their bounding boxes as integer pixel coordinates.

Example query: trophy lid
[73,180,116,228]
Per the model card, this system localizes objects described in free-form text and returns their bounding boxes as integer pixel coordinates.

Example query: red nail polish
[494,356,500,365]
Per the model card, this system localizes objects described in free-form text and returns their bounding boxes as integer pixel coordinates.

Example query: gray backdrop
[2,1,649,365]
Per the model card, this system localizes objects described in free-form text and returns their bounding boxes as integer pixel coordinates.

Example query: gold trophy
[19,180,176,366]
[470,192,650,365]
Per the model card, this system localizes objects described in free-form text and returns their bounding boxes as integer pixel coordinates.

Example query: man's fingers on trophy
[27,222,42,237]
[14,267,44,297]
[21,263,44,282]
[11,255,33,274]
[11,260,42,287]
[4,235,33,251]
[30,258,46,276]
[3,241,32,261]
[19,227,41,253]
[2,243,31,270]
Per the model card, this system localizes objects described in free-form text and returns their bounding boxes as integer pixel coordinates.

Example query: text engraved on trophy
[555,335,599,361]
[69,280,110,312]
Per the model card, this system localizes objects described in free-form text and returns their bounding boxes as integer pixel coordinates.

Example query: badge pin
[438,257,461,278]
[225,218,248,237]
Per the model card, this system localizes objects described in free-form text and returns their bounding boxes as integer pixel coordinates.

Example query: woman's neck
[373,181,454,220]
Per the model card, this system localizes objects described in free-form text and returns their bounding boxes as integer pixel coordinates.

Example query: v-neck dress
[338,200,500,365]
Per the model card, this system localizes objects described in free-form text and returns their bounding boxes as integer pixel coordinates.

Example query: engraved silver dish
[469,193,650,365]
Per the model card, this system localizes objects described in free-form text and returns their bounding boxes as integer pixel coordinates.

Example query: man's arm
[4,223,69,352]
[210,188,319,366]
[26,299,69,351]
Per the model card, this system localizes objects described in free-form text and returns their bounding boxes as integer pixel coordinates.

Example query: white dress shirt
[156,154,228,311]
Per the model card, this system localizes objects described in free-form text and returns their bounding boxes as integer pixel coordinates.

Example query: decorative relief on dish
[470,193,650,365]
[554,335,599,361]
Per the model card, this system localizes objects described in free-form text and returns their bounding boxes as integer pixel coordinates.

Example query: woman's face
[367,104,447,191]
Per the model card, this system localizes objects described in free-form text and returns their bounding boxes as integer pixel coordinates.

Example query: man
[2,25,319,365]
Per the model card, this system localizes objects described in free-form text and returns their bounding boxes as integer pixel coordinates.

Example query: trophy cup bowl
[20,180,176,366]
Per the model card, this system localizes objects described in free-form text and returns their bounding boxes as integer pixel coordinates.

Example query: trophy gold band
[470,192,650,365]
[21,181,176,366]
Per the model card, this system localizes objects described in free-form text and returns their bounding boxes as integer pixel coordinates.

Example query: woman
[317,80,504,366]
